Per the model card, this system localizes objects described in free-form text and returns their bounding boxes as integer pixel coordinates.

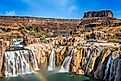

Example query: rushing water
[1,47,112,81]
[48,49,56,71]
[4,50,39,77]
[59,48,77,72]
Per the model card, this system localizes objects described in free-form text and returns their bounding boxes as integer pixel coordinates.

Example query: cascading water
[4,50,39,77]
[48,49,55,71]
[85,48,93,74]
[29,50,39,70]
[59,48,77,72]
[103,55,112,80]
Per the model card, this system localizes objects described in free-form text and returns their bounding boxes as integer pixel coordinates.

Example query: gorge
[0,42,121,81]
[0,10,121,81]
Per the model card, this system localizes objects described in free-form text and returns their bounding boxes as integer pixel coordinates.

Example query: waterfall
[48,49,55,71]
[85,48,93,74]
[103,55,111,80]
[59,48,77,72]
[4,50,39,77]
[29,50,39,70]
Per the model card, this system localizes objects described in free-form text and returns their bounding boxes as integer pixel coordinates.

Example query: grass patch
[106,39,121,43]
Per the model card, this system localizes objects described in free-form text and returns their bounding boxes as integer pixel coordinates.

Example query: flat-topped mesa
[83,10,113,18]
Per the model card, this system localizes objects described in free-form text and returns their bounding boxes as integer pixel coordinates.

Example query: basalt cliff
[0,10,121,43]
[0,41,121,81]
[83,10,113,18]
[0,10,121,81]
[76,10,121,42]
[0,16,80,40]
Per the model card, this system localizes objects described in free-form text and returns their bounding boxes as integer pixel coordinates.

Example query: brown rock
[83,10,113,18]
[0,39,6,77]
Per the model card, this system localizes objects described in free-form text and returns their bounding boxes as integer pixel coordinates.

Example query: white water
[48,49,55,71]
[4,50,39,77]
[103,52,111,80]
[29,50,39,70]
[59,48,77,72]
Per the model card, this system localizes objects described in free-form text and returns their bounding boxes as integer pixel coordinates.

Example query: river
[0,71,103,81]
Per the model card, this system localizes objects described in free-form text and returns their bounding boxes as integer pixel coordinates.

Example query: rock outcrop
[0,41,121,81]
[0,16,80,31]
[77,10,121,40]
[0,10,121,42]
[25,43,121,81]
[0,16,81,41]
[83,10,113,18]
[0,39,7,77]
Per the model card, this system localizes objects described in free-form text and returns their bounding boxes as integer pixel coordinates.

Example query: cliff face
[79,10,120,27]
[0,16,80,30]
[26,43,121,81]
[0,39,6,77]
[0,16,81,40]
[1,10,121,41]
[83,10,113,18]
[76,10,121,40]
[0,39,121,81]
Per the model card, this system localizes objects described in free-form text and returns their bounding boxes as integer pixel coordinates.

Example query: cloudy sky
[0,0,121,19]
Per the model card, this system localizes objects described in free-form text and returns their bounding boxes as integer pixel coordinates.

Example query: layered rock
[71,47,121,81]
[0,16,81,42]
[0,42,121,81]
[77,10,121,40]
[1,10,121,42]
[0,39,7,77]
[26,43,121,81]
[83,10,113,18]
[0,16,80,32]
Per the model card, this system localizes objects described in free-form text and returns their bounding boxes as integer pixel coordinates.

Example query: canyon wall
[83,10,113,18]
[26,43,121,81]
[0,16,80,30]
[0,39,7,77]
[0,16,81,41]
[77,10,121,40]
[0,43,121,81]
[1,10,121,41]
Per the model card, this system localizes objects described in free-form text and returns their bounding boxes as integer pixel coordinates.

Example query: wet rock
[94,49,110,79]
[108,51,121,81]
[76,68,85,75]
[25,43,121,81]
[71,48,82,73]
[0,39,7,77]
[114,59,121,81]
[103,55,112,81]
[109,58,120,81]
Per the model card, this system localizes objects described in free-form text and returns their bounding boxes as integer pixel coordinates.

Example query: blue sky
[0,0,121,19]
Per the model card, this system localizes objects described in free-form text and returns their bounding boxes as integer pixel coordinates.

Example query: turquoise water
[0,73,42,81]
[0,72,103,81]
[48,73,103,81]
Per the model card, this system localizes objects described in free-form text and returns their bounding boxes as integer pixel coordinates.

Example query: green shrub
[106,39,121,43]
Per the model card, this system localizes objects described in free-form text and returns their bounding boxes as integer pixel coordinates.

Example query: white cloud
[4,11,16,16]
[68,5,78,12]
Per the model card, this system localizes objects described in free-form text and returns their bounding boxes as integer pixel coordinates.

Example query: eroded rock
[83,10,113,18]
